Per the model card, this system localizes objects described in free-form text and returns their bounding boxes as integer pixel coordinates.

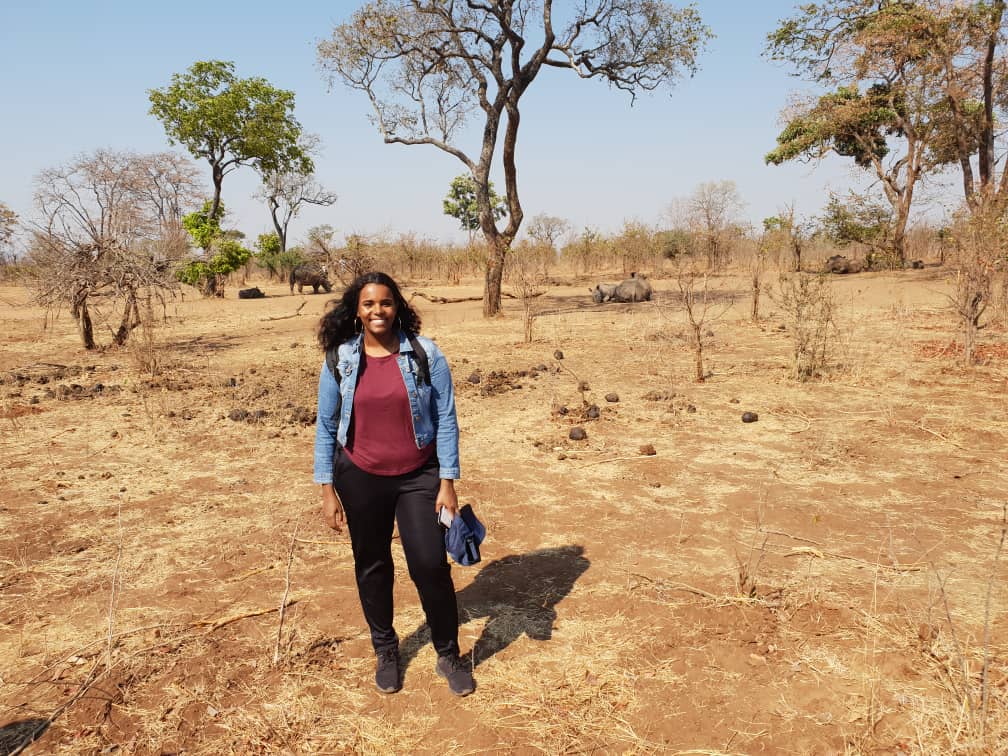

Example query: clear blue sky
[2,1,888,247]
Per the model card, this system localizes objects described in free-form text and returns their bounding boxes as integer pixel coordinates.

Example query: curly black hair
[317,271,421,353]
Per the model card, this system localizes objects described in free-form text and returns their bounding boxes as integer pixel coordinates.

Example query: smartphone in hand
[437,507,454,528]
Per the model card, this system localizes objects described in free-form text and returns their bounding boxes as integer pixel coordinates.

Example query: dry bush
[505,241,547,342]
[772,272,839,380]
[668,258,734,382]
[944,208,1004,364]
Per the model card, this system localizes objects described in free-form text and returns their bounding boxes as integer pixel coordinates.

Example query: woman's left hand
[435,478,459,519]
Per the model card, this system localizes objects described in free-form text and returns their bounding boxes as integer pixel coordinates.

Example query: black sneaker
[436,653,475,696]
[375,647,401,693]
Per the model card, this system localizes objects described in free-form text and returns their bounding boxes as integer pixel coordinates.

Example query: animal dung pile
[568,426,587,441]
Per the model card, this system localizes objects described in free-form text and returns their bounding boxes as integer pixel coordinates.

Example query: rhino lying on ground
[823,255,865,274]
[590,283,618,302]
[590,276,653,303]
[290,263,332,294]
[238,286,265,299]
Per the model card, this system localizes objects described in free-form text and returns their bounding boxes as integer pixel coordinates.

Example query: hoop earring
[354,317,362,334]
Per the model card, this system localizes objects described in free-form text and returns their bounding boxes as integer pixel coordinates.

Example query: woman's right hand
[321,484,345,532]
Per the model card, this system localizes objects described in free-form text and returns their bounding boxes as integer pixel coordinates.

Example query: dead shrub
[772,272,838,381]
[945,208,1003,364]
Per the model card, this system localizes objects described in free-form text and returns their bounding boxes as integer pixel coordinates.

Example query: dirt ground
[1,267,1006,755]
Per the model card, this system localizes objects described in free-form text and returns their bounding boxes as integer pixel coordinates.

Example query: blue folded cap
[445,504,486,566]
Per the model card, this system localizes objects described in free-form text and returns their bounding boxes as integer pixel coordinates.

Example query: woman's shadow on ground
[401,544,590,671]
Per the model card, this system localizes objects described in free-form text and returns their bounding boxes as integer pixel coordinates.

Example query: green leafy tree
[254,232,283,279]
[149,60,312,221]
[179,200,251,296]
[443,174,506,241]
[182,201,224,252]
[319,1,711,316]
[818,192,894,267]
[766,0,1008,254]
[177,238,252,297]
[0,201,18,265]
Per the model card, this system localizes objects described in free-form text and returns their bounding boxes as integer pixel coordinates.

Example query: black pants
[334,450,459,657]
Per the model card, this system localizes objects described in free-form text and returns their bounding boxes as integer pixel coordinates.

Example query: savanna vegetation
[1,1,1007,754]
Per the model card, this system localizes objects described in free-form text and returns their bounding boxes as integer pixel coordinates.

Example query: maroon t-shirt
[345,351,434,475]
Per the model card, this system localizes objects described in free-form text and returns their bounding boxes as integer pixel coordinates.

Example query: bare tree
[763,204,810,273]
[673,258,734,382]
[131,152,202,232]
[257,136,337,252]
[526,213,569,275]
[259,171,337,253]
[319,1,711,316]
[28,150,189,349]
[685,180,746,269]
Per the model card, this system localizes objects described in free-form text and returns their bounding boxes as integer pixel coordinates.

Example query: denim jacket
[313,331,460,483]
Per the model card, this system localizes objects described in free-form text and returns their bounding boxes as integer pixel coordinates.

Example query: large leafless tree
[319,0,711,315]
[258,171,337,253]
[28,150,199,349]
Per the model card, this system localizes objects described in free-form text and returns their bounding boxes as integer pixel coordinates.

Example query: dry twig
[261,301,306,321]
[274,520,300,666]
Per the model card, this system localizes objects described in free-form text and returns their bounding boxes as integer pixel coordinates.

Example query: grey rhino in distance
[290,263,333,294]
[590,276,653,303]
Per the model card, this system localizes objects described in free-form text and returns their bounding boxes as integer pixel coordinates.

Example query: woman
[313,271,474,696]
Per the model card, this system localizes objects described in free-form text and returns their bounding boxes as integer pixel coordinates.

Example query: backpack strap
[407,335,430,386]
[325,345,341,388]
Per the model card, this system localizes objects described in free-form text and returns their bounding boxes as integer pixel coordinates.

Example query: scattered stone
[101,472,113,479]
[467,371,482,384]
[586,404,600,419]
[90,383,104,394]
[639,444,656,456]
[536,363,547,371]
[119,487,127,493]
[604,393,619,403]
[289,407,316,425]
[290,342,299,348]
[742,411,759,423]
[577,380,590,392]
[557,453,567,460]
[553,349,564,360]
[643,390,676,401]
[686,404,697,413]
[228,408,249,422]
[110,430,119,439]
[29,396,39,405]
[568,426,587,441]
[730,398,740,404]
[704,329,714,337]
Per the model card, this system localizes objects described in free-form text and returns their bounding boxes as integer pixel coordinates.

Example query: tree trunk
[483,247,505,317]
[208,162,224,221]
[112,290,141,346]
[73,295,96,350]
